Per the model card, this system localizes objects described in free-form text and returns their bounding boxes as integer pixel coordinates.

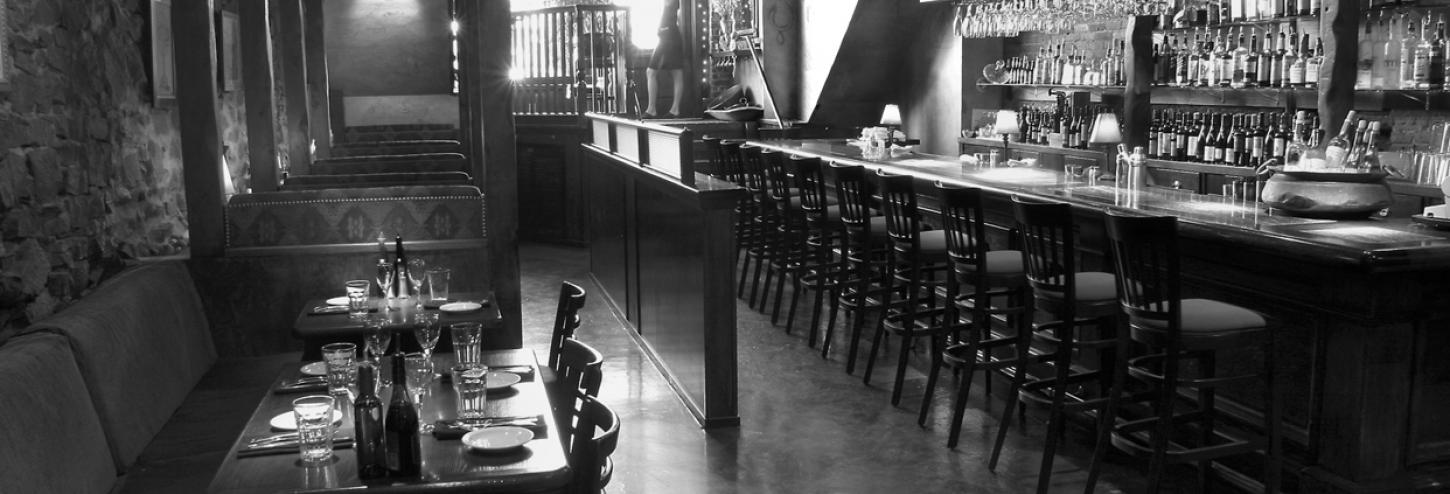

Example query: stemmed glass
[375,258,395,310]
[404,352,433,428]
[363,316,393,386]
[407,258,427,308]
[412,313,441,362]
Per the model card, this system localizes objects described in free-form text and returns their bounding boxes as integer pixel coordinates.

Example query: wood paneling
[302,0,331,159]
[276,0,311,175]
[240,0,279,191]
[174,0,226,257]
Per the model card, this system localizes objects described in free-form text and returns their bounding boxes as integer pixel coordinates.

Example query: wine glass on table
[407,258,427,309]
[404,352,433,428]
[375,258,395,311]
[412,313,441,363]
[363,316,393,387]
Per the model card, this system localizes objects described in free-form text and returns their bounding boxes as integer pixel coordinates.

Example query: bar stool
[760,149,815,326]
[738,144,784,309]
[917,183,1033,449]
[786,155,844,346]
[1093,213,1281,494]
[722,140,762,300]
[827,163,892,374]
[988,197,1120,494]
[863,170,953,406]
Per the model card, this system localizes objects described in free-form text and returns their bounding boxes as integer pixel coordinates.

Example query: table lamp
[880,104,903,146]
[993,109,1021,160]
[1087,112,1124,183]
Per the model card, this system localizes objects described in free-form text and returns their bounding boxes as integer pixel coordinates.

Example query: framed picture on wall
[151,0,176,102]
[218,11,240,92]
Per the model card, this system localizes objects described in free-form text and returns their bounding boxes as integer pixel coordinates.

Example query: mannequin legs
[645,68,685,117]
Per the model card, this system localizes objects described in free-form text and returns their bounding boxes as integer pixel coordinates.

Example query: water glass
[344,280,370,320]
[320,343,357,397]
[426,268,451,301]
[451,363,489,420]
[450,322,483,365]
[413,313,441,358]
[292,395,336,463]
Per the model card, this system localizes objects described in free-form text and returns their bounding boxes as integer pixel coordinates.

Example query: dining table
[206,349,571,493]
[293,291,504,360]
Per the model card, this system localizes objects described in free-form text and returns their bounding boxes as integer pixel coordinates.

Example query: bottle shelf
[1155,13,1321,32]
[979,83,1126,92]
[1144,158,1263,177]
[989,82,1450,110]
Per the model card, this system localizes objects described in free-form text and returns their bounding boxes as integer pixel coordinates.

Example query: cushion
[27,261,218,473]
[225,185,486,247]
[960,250,1026,274]
[1138,298,1267,333]
[1038,271,1117,302]
[918,230,948,255]
[0,332,117,494]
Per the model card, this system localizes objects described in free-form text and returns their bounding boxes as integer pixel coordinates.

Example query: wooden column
[1318,0,1358,137]
[276,0,311,175]
[302,0,331,160]
[241,0,279,191]
[1123,15,1156,153]
[460,0,523,342]
[173,0,226,256]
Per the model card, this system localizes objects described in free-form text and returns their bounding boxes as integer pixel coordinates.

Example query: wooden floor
[516,242,1189,493]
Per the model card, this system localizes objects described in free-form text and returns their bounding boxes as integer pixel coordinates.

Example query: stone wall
[0,0,247,334]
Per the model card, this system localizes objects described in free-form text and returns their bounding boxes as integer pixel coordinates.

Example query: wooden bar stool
[1093,213,1281,494]
[863,170,953,406]
[760,149,814,325]
[827,163,892,375]
[989,197,1120,494]
[738,144,785,310]
[722,140,762,299]
[787,155,845,347]
[917,183,1033,448]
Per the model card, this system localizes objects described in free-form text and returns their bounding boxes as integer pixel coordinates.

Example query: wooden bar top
[750,139,1450,273]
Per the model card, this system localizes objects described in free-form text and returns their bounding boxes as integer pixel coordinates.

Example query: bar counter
[750,139,1450,494]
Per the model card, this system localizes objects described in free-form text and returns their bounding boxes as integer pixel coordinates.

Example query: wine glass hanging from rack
[953,0,1172,38]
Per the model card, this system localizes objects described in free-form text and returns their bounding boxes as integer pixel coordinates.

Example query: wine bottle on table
[1325,110,1359,168]
[393,236,408,298]
[354,363,387,480]
[385,352,422,477]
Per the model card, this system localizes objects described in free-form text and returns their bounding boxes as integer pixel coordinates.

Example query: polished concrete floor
[518,243,1164,493]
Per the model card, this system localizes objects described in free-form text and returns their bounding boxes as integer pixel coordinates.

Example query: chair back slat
[719,139,747,185]
[760,149,793,207]
[569,395,620,494]
[548,281,587,370]
[1104,213,1180,325]
[738,144,768,193]
[936,183,989,269]
[829,163,873,229]
[701,136,724,179]
[876,170,920,248]
[1011,197,1074,294]
[790,156,829,216]
[553,338,603,450]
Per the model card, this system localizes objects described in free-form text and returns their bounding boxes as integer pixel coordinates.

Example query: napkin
[237,436,354,458]
[274,380,329,394]
[431,416,546,440]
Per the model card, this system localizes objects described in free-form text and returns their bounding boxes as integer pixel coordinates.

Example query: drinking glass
[363,317,392,386]
[292,395,336,463]
[450,322,483,365]
[320,342,357,397]
[407,258,427,308]
[375,259,395,310]
[413,313,441,359]
[1064,164,1085,184]
[404,353,433,422]
[344,280,370,320]
[451,363,489,420]
[426,268,451,301]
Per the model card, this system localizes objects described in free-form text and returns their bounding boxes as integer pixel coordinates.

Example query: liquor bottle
[1187,113,1202,161]
[1249,114,1266,166]
[1284,30,1303,86]
[1214,114,1230,164]
[1306,36,1324,86]
[1246,32,1261,86]
[1297,0,1311,16]
[1309,0,1321,14]
[1257,31,1274,87]
[1231,0,1245,21]
[1430,16,1446,89]
[1148,111,1161,158]
[1270,28,1286,87]
[1230,114,1248,166]
[1176,36,1191,86]
[385,352,422,477]
[1272,0,1285,18]
[1358,121,1383,171]
[392,236,408,298]
[1401,18,1418,89]
[1271,114,1290,162]
[1358,19,1376,89]
[1381,15,1402,89]
[1197,113,1212,161]
[1310,113,1325,147]
[1325,110,1359,167]
[1415,16,1434,88]
[1218,31,1235,87]
[354,362,387,480]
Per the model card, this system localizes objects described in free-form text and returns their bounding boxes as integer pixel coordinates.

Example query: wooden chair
[1095,212,1281,494]
[788,155,844,347]
[568,395,620,494]
[827,163,891,374]
[551,338,603,450]
[542,281,587,386]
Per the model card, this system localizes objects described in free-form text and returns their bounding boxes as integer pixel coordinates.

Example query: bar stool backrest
[553,338,604,450]
[790,156,829,216]
[830,163,874,231]
[701,136,723,178]
[569,395,620,494]
[936,183,989,270]
[760,149,794,207]
[1103,213,1181,326]
[719,139,747,185]
[876,170,921,250]
[1011,197,1076,296]
[548,281,588,371]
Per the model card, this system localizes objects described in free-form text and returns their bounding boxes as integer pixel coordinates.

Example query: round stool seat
[1037,271,1117,302]
[918,230,949,256]
[957,250,1026,275]
[1130,298,1269,350]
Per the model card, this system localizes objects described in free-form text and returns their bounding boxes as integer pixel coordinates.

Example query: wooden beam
[276,0,310,175]
[302,0,331,159]
[460,0,522,343]
[240,0,278,191]
[173,0,226,256]
[1124,15,1156,153]
[1318,0,1357,138]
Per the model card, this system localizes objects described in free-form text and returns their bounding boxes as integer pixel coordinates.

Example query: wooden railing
[511,5,631,116]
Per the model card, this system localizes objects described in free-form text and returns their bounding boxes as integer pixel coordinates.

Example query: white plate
[325,296,350,306]
[269,409,343,431]
[485,371,522,391]
[439,301,482,313]
[300,362,328,376]
[462,426,534,452]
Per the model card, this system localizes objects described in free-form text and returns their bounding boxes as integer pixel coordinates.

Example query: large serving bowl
[705,106,764,122]
[1259,168,1393,218]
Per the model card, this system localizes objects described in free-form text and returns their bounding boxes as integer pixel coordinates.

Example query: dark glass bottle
[385,353,422,477]
[392,236,408,298]
[354,363,387,480]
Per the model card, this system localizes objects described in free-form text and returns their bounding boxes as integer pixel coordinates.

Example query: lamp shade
[993,110,1021,135]
[879,104,903,126]
[1087,112,1123,145]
